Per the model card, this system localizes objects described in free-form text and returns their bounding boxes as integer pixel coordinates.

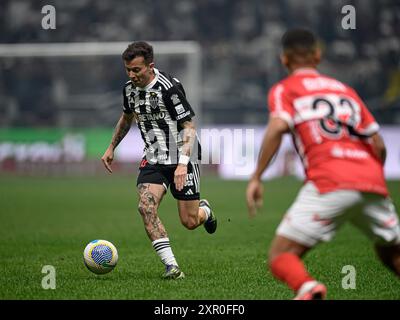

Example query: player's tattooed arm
[180,120,196,157]
[110,112,135,150]
[101,112,134,173]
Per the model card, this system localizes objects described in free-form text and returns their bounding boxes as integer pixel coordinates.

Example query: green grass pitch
[1,175,400,300]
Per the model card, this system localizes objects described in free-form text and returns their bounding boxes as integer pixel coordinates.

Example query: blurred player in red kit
[246,28,400,299]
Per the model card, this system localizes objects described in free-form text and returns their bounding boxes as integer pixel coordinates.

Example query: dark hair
[281,28,317,54]
[122,41,154,64]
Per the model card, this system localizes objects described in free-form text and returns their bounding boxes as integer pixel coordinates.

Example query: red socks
[270,252,314,292]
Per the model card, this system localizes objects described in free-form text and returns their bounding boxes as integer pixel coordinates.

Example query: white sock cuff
[151,237,178,266]
[152,237,169,246]
[200,205,210,220]
[152,238,170,252]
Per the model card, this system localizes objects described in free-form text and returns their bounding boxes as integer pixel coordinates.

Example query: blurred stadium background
[1,0,400,300]
[0,0,400,177]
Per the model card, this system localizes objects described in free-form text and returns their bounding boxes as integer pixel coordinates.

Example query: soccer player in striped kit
[102,41,217,279]
[247,29,400,299]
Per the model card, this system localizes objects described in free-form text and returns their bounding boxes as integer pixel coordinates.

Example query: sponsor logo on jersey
[176,111,190,120]
[138,112,166,122]
[175,104,185,115]
[331,146,369,159]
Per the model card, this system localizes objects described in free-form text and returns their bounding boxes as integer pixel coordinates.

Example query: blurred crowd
[1,0,400,126]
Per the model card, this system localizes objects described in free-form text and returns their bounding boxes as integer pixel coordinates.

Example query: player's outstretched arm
[174,120,196,191]
[246,117,290,217]
[101,112,135,173]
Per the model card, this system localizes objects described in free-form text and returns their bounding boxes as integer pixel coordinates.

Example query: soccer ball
[83,239,118,275]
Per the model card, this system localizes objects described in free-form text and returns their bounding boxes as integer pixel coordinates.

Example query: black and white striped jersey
[122,68,201,165]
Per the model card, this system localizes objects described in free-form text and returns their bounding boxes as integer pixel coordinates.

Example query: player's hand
[174,164,187,191]
[246,178,264,218]
[101,147,114,173]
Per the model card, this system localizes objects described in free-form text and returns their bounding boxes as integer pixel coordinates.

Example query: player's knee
[180,216,199,230]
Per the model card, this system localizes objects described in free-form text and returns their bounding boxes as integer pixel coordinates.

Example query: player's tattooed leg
[137,183,168,241]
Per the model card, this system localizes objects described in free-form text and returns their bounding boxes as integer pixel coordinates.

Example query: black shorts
[136,159,200,200]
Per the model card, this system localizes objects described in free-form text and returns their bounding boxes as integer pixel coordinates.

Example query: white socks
[152,237,178,266]
[200,205,210,220]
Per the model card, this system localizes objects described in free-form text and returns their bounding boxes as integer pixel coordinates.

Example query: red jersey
[268,68,388,196]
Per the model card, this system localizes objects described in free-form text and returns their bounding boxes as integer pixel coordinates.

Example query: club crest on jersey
[171,94,180,105]
[149,92,159,109]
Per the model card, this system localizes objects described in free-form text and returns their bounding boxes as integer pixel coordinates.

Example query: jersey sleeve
[349,89,379,136]
[122,86,133,114]
[267,83,294,128]
[164,81,195,124]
